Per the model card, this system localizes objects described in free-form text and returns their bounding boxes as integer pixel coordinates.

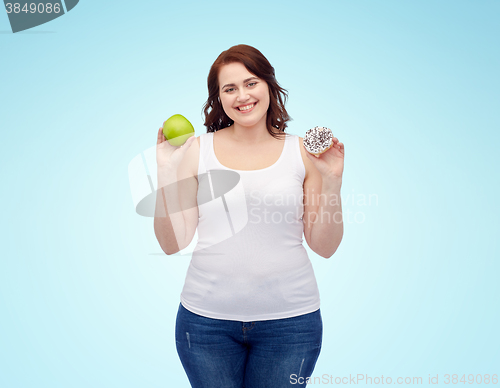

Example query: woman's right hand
[156,123,196,171]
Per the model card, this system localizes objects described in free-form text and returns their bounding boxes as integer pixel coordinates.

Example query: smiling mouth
[237,102,257,111]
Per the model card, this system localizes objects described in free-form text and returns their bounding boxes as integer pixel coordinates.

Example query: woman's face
[218,62,270,129]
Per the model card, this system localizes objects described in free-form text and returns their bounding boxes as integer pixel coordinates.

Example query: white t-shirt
[179,131,320,321]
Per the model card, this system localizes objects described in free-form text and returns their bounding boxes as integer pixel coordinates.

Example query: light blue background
[1,1,499,387]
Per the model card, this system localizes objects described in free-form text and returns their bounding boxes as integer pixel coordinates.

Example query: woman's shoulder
[297,135,312,180]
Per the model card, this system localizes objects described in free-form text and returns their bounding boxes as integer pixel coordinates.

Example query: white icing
[303,126,333,154]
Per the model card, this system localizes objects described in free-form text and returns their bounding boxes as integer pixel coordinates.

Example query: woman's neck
[228,121,276,145]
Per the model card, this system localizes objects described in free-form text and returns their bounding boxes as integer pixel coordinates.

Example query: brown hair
[202,44,291,140]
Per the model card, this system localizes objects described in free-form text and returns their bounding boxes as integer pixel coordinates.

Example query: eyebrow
[221,77,259,90]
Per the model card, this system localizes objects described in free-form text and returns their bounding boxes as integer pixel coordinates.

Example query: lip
[235,102,257,113]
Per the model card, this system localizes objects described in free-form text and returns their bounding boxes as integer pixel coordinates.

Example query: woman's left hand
[305,137,344,182]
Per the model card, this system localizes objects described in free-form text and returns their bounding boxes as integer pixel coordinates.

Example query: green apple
[162,114,195,146]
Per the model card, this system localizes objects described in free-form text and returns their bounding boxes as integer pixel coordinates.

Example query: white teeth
[238,103,255,111]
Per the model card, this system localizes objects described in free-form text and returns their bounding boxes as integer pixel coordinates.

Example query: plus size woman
[154,44,344,388]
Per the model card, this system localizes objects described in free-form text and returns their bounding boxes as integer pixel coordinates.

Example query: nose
[236,90,250,102]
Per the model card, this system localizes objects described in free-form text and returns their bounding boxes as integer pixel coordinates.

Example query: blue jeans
[175,303,322,388]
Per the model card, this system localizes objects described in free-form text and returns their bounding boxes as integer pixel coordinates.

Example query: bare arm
[154,171,187,255]
[153,126,197,255]
[308,178,343,258]
[301,136,345,259]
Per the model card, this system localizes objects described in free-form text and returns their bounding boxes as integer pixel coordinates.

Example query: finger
[177,136,195,154]
[157,128,162,144]
[159,128,165,143]
[183,135,195,148]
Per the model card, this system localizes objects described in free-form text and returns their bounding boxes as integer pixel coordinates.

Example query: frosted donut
[303,126,334,157]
